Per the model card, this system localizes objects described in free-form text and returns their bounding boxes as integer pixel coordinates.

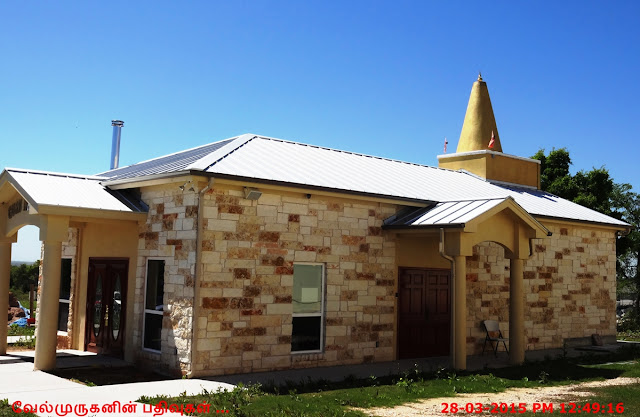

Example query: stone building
[0,75,630,375]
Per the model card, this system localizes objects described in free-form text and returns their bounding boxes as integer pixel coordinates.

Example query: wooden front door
[85,259,128,357]
[398,268,451,358]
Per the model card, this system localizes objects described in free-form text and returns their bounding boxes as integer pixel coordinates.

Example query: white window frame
[142,258,166,353]
[58,257,73,334]
[291,262,326,354]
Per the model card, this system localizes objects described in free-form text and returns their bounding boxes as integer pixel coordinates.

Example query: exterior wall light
[244,187,262,200]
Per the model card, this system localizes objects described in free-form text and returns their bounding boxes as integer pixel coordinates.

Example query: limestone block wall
[134,183,199,375]
[466,223,617,354]
[194,185,397,376]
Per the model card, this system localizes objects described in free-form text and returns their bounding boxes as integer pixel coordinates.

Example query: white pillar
[453,255,467,370]
[34,240,62,370]
[509,258,525,365]
[0,241,12,355]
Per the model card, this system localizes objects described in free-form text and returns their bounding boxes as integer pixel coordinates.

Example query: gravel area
[357,377,640,416]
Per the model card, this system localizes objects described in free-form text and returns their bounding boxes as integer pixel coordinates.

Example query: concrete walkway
[0,351,234,417]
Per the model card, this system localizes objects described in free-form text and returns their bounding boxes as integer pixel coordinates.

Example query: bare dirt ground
[356,377,639,416]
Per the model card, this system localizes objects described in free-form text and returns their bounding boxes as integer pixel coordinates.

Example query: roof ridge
[6,168,105,181]
[187,134,256,171]
[244,135,467,174]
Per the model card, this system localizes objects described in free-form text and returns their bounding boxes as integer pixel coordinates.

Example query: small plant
[1,398,38,417]
[434,367,447,380]
[538,370,550,384]
[12,336,36,349]
[395,377,415,393]
[7,324,35,337]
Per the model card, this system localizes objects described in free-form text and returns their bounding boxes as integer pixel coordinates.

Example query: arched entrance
[387,197,550,370]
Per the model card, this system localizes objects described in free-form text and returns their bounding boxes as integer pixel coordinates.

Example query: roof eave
[37,204,148,221]
[207,172,436,206]
[382,223,465,230]
[101,170,198,189]
[532,214,632,232]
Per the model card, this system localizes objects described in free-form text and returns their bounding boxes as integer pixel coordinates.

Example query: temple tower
[438,74,540,189]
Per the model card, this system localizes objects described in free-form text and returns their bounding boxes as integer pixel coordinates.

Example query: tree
[610,183,640,309]
[10,261,39,294]
[532,148,613,215]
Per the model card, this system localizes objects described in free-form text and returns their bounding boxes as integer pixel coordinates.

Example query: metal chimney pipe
[110,120,124,170]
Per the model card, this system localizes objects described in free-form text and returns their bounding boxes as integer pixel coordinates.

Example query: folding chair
[482,320,509,356]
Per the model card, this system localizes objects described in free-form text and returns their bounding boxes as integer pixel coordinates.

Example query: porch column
[0,240,12,355]
[34,240,63,370]
[509,258,525,365]
[453,255,467,370]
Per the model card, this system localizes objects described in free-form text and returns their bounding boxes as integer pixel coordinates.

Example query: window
[58,258,72,332]
[291,263,325,353]
[143,259,165,351]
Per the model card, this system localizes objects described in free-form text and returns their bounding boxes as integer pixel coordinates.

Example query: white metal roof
[384,199,508,227]
[99,134,628,228]
[4,169,146,213]
[97,137,237,180]
[202,136,628,227]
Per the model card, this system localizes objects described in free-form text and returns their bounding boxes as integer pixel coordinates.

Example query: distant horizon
[11,260,38,266]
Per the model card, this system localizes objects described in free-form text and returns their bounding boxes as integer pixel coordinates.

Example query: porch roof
[383,196,550,237]
[0,168,147,215]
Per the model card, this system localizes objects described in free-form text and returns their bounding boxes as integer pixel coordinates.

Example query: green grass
[7,325,35,337]
[618,329,640,342]
[9,288,35,311]
[137,346,640,417]
[0,399,38,417]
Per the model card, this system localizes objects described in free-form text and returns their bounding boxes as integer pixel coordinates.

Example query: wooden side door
[398,268,450,359]
[85,259,128,357]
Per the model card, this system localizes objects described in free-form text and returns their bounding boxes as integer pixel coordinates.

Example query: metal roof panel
[97,137,237,180]
[7,169,146,212]
[201,137,628,227]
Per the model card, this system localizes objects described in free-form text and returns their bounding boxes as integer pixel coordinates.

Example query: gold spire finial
[456,74,503,153]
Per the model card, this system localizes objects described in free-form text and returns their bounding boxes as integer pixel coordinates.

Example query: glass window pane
[291,316,321,352]
[293,264,322,314]
[57,302,69,332]
[144,313,162,351]
[145,260,165,311]
[112,274,122,340]
[93,274,103,337]
[59,259,72,300]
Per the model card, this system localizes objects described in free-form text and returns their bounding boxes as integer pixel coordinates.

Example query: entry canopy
[0,168,147,226]
[383,196,550,237]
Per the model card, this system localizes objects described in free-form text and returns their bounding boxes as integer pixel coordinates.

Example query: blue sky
[2,1,639,261]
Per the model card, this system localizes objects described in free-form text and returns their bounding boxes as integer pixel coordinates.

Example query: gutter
[382,223,465,231]
[187,177,214,378]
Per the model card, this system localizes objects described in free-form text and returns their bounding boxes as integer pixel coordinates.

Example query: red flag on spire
[488,131,495,149]
[444,137,448,153]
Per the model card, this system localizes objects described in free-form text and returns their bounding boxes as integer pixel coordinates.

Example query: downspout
[187,178,214,378]
[439,228,455,365]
